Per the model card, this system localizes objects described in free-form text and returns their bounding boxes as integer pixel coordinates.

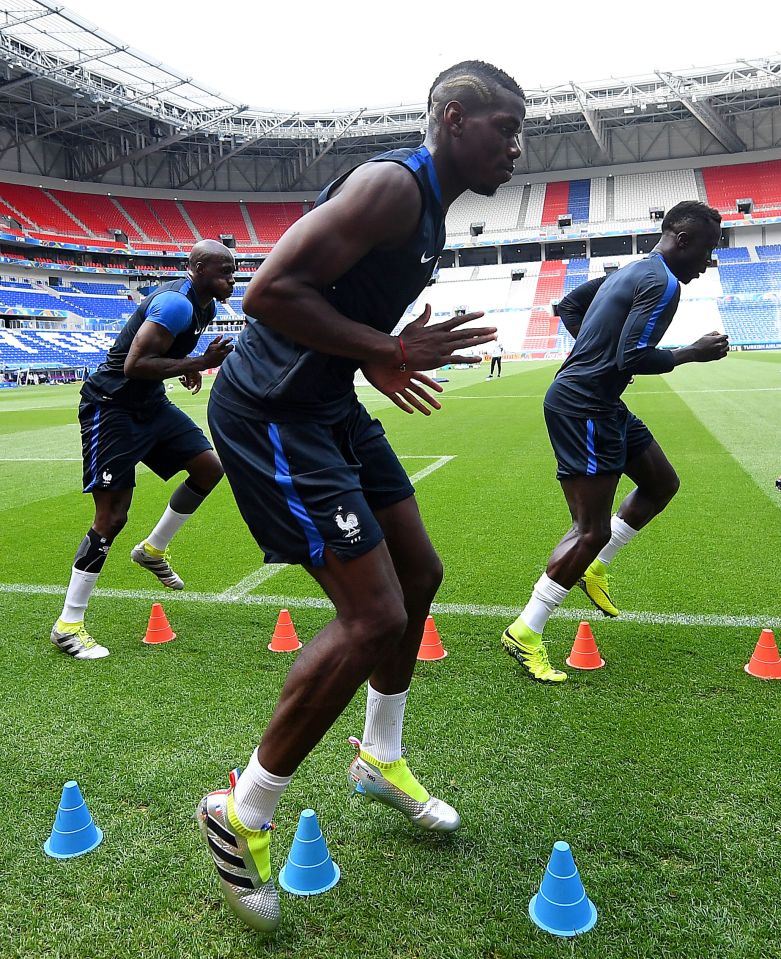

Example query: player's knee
[188,452,224,491]
[343,601,408,655]
[417,555,444,603]
[400,553,443,611]
[98,508,128,538]
[660,470,681,504]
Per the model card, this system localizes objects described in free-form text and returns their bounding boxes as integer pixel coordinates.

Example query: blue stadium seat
[568,180,591,223]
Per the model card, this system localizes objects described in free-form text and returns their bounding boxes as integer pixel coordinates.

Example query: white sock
[145,506,190,552]
[520,573,570,634]
[60,567,100,624]
[362,684,408,762]
[232,751,291,830]
[596,515,639,566]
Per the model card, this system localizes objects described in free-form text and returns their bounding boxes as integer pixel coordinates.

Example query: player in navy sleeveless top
[51,241,235,661]
[200,62,526,932]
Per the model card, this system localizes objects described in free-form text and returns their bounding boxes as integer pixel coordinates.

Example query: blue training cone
[278,809,340,896]
[529,841,597,937]
[44,780,103,859]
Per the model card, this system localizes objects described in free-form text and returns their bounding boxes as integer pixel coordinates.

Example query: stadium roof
[1,1,780,190]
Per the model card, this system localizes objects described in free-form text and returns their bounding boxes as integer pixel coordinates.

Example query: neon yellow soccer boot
[500,620,567,683]
[578,558,619,617]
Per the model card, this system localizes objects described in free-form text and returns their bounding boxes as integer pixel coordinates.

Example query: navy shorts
[208,398,414,567]
[79,399,212,492]
[543,403,654,480]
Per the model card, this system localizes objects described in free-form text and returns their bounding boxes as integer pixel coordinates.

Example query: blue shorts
[208,398,414,567]
[543,404,654,480]
[79,399,212,492]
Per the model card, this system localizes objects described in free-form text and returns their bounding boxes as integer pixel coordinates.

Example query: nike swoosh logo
[420,252,436,264]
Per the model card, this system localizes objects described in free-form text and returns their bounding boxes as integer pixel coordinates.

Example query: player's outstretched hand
[361,364,443,415]
[179,371,203,394]
[690,331,729,362]
[398,304,496,368]
[200,334,234,368]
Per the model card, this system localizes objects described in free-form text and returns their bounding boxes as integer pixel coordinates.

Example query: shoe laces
[75,624,96,648]
[527,643,554,673]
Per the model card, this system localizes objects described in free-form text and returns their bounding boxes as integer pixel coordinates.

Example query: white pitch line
[219,564,288,599]
[2,581,778,629]
[407,454,455,484]
[217,454,457,596]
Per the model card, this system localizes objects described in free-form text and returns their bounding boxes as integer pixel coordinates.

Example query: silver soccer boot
[130,542,184,589]
[347,737,461,832]
[196,770,280,933]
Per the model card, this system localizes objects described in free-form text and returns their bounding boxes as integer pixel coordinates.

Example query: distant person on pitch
[501,201,729,683]
[487,340,503,378]
[50,240,235,660]
[198,61,524,933]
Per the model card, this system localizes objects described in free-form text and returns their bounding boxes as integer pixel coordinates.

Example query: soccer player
[50,240,235,660]
[198,61,525,932]
[501,201,729,682]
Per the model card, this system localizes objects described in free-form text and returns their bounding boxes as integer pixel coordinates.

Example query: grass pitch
[2,353,780,959]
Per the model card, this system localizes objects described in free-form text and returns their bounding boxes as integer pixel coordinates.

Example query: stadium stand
[145,200,197,243]
[7,159,781,256]
[50,191,140,242]
[524,183,546,229]
[569,180,591,223]
[703,159,781,214]
[67,282,129,295]
[182,201,252,245]
[6,156,781,370]
[541,181,570,227]
[718,261,781,295]
[245,203,304,245]
[114,197,178,246]
[715,247,751,263]
[521,260,566,349]
[0,329,213,369]
[0,184,84,236]
[446,186,525,236]
[613,170,699,221]
[0,286,70,311]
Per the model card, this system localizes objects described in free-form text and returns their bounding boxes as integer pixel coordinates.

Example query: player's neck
[187,271,214,309]
[424,138,460,212]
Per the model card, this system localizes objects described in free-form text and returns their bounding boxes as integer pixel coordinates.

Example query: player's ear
[442,100,466,138]
[676,231,690,249]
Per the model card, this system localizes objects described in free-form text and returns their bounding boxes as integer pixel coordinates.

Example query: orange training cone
[142,602,176,645]
[417,615,447,661]
[268,609,302,652]
[566,621,605,670]
[744,628,781,679]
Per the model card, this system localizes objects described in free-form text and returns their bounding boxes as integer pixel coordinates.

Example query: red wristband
[398,337,407,371]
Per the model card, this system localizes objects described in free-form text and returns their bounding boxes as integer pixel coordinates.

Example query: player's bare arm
[243,162,496,369]
[124,322,233,381]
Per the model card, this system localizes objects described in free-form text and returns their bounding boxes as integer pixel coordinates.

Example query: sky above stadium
[68,0,779,111]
